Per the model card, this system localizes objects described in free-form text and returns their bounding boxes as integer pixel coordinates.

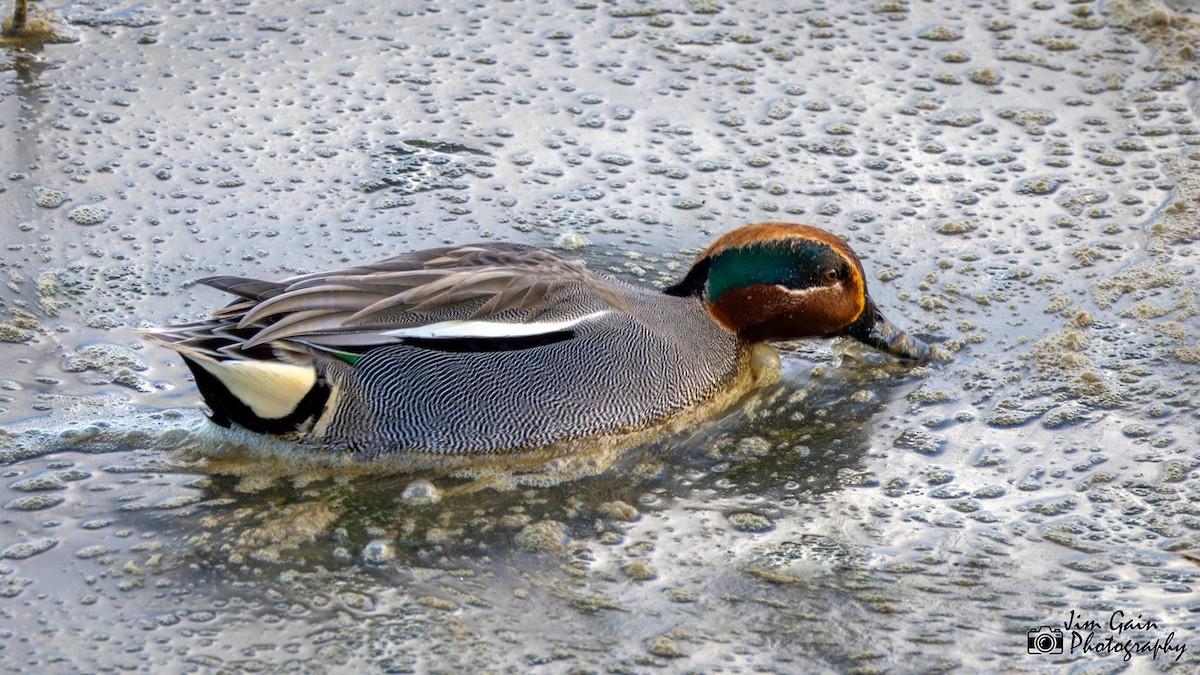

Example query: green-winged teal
[147,222,932,457]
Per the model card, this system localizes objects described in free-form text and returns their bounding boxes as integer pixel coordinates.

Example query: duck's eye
[822,268,840,284]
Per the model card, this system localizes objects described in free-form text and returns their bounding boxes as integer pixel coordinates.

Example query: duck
[146,222,933,459]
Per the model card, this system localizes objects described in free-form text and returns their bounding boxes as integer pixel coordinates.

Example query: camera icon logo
[1027,626,1064,655]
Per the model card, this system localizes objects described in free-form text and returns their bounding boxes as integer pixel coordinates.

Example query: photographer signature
[1028,610,1188,662]
[1065,609,1157,633]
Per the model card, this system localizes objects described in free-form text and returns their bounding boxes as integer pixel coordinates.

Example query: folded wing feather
[193,243,627,353]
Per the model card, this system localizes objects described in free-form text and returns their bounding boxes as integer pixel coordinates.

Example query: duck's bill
[843,298,934,364]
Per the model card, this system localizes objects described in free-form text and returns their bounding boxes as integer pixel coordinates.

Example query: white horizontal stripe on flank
[381,310,609,339]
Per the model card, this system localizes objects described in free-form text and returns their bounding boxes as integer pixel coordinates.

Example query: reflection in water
[4,47,52,178]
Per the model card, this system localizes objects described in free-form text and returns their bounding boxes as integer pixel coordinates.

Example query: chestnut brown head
[667,222,932,363]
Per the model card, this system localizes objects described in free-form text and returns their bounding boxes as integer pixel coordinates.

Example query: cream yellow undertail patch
[194,358,317,420]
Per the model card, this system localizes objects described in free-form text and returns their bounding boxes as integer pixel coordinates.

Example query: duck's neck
[664,257,711,298]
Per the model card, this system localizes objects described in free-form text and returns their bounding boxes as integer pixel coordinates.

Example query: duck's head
[667,222,933,364]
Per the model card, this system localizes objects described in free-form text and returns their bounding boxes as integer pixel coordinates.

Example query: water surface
[2,0,1200,671]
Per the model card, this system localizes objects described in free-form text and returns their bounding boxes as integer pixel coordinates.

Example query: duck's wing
[156,243,631,356]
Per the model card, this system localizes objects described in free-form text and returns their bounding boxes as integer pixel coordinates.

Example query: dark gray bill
[844,298,934,364]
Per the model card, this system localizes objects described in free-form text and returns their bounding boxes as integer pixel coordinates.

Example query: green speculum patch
[321,349,361,365]
[705,243,833,303]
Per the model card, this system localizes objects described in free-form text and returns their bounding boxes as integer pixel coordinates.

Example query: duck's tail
[141,324,330,435]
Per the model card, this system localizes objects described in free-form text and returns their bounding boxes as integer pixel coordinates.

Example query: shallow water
[3,0,1200,671]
